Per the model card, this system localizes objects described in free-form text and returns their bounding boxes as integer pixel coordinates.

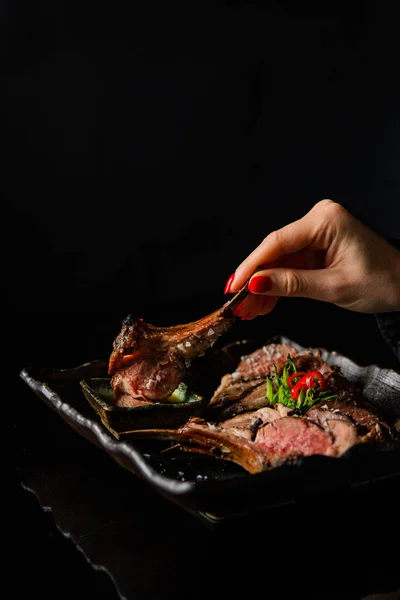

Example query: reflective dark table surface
[10,303,400,600]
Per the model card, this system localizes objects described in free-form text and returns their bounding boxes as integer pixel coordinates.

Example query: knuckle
[317,198,335,207]
[317,199,347,220]
[266,229,284,253]
[331,278,354,304]
[284,270,303,296]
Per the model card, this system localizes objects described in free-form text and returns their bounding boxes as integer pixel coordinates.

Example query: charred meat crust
[108,284,249,403]
[173,344,394,473]
[107,315,395,473]
[177,394,393,474]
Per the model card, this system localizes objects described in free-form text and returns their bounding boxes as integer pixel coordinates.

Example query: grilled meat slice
[255,415,340,458]
[177,412,287,474]
[306,399,393,441]
[207,345,336,421]
[210,375,265,408]
[108,285,249,404]
[292,349,332,374]
[235,342,301,380]
[206,380,269,421]
[209,343,299,409]
[177,394,393,473]
[322,371,364,402]
[219,406,284,440]
[177,406,352,474]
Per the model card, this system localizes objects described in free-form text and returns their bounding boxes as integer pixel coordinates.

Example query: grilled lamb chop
[176,407,352,474]
[108,284,249,405]
[176,395,393,473]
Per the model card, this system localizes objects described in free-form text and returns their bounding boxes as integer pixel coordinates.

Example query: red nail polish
[224,273,235,294]
[248,276,273,294]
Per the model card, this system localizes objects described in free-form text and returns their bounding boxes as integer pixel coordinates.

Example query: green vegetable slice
[265,354,339,413]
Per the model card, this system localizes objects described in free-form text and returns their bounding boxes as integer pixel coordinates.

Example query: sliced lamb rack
[206,345,335,421]
[171,345,394,472]
[306,398,393,442]
[208,342,300,410]
[175,396,393,474]
[119,340,395,473]
[174,406,354,474]
[108,284,249,405]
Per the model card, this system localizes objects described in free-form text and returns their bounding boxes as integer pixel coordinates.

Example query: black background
[3,1,400,598]
[2,1,400,327]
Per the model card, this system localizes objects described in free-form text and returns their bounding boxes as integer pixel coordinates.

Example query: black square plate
[20,335,400,520]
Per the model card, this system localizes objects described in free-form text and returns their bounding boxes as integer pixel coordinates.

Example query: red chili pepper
[290,380,307,401]
[304,370,327,391]
[289,370,327,401]
[287,372,306,387]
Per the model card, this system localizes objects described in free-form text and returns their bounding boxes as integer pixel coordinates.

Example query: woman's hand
[224,199,400,319]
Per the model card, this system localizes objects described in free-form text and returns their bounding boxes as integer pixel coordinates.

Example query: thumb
[248,267,338,303]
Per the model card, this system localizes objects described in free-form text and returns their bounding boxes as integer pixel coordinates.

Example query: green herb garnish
[266,354,339,413]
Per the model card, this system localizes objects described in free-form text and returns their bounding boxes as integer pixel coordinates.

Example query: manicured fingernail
[224,273,235,294]
[248,275,273,293]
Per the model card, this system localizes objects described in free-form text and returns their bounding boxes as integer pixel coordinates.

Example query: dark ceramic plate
[20,335,400,519]
[80,378,205,437]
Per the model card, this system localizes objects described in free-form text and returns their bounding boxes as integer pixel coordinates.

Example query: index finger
[231,206,325,291]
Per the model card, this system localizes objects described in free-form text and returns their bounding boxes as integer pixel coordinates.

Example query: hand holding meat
[225,199,400,319]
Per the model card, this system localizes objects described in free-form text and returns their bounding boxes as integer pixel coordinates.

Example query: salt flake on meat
[107,281,249,403]
[176,343,395,474]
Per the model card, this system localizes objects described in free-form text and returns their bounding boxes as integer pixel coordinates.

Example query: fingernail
[224,273,235,294]
[248,275,273,293]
